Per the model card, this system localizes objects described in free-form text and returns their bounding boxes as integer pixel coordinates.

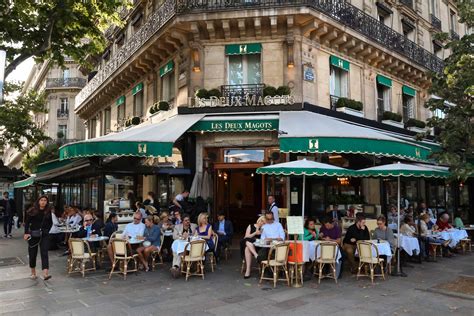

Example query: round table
[128,238,145,245]
[309,240,342,262]
[172,238,209,254]
[366,240,392,262]
[82,236,109,242]
[436,229,468,248]
[396,235,420,256]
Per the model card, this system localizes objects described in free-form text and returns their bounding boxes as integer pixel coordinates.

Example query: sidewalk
[0,230,473,315]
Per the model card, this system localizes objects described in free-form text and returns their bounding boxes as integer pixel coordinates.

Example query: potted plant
[125,118,131,127]
[195,88,214,106]
[382,111,404,128]
[158,101,170,111]
[406,118,427,133]
[276,85,291,96]
[149,102,159,115]
[56,131,65,139]
[208,88,222,98]
[263,86,277,97]
[131,116,141,125]
[335,98,364,117]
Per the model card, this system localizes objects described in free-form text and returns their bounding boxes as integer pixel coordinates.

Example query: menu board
[286,216,304,235]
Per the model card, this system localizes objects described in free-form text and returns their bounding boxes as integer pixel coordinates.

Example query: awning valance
[59,114,204,160]
[330,55,350,71]
[278,111,431,161]
[225,43,262,55]
[376,75,392,88]
[159,60,174,77]
[188,115,279,132]
[132,82,143,96]
[402,85,416,97]
[116,95,125,106]
[14,176,36,189]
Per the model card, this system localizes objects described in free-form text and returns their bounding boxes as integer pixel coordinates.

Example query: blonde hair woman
[242,216,266,278]
[195,212,215,250]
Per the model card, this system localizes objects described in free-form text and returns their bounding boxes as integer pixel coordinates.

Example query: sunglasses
[134,217,141,220]
[84,219,93,222]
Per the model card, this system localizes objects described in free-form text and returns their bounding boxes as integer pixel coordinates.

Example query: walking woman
[23,196,53,280]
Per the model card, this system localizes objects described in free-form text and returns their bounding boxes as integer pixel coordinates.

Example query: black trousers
[28,235,49,270]
[3,214,13,235]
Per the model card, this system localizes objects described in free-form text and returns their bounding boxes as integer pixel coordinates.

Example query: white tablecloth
[308,240,342,262]
[171,239,209,254]
[437,229,468,248]
[368,240,392,262]
[82,236,109,242]
[396,235,420,256]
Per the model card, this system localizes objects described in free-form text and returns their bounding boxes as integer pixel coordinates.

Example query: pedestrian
[23,195,53,280]
[1,192,16,238]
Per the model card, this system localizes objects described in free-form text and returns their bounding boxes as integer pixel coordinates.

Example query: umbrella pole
[392,175,407,277]
[302,175,306,220]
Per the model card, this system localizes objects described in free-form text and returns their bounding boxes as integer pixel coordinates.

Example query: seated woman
[399,216,417,237]
[136,216,161,272]
[372,215,396,252]
[103,213,118,239]
[240,216,265,279]
[49,208,65,250]
[453,211,464,229]
[300,218,319,241]
[195,212,215,251]
[419,213,451,258]
[158,212,174,259]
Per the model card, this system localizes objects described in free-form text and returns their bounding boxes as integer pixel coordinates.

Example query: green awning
[116,95,125,106]
[376,75,392,88]
[355,162,450,178]
[36,159,76,174]
[278,111,432,161]
[14,176,36,189]
[330,55,350,71]
[59,114,204,160]
[159,61,174,77]
[257,159,355,177]
[188,116,278,132]
[132,82,143,96]
[225,43,262,55]
[402,85,416,97]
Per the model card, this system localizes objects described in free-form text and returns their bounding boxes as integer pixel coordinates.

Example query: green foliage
[195,89,209,99]
[208,89,222,98]
[406,118,426,129]
[158,101,170,111]
[425,5,474,181]
[149,103,157,115]
[382,111,403,122]
[263,86,277,97]
[0,0,130,77]
[276,86,291,95]
[57,131,64,139]
[22,143,60,174]
[335,98,363,111]
[0,82,49,151]
[131,116,140,125]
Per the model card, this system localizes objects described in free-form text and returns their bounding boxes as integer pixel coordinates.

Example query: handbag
[29,213,46,238]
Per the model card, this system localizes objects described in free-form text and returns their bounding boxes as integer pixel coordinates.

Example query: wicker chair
[460,238,472,254]
[108,238,139,280]
[67,238,97,277]
[259,242,290,288]
[429,241,443,261]
[356,241,385,284]
[314,241,339,284]
[151,234,165,271]
[207,233,219,272]
[180,239,207,281]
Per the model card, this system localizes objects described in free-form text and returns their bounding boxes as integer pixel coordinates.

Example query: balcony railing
[57,109,69,118]
[46,77,87,89]
[399,0,413,9]
[221,84,265,101]
[430,14,442,31]
[450,30,460,40]
[76,0,444,109]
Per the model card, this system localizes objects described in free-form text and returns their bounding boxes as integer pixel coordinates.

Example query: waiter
[267,195,279,223]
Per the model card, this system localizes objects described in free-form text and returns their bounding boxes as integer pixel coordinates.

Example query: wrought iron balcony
[57,109,69,118]
[76,0,444,109]
[46,77,87,89]
[430,14,442,31]
[221,84,265,101]
[450,30,460,40]
[399,0,413,9]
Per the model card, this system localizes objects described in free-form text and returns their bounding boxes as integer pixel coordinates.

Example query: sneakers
[7,235,12,239]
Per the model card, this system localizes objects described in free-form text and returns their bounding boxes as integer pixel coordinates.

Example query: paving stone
[274,298,307,310]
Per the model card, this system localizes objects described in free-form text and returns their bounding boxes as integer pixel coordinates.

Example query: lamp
[192,48,201,72]
[287,41,294,68]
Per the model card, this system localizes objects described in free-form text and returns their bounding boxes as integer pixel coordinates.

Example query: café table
[394,234,420,256]
[172,238,209,255]
[436,229,468,248]
[366,240,392,262]
[82,236,109,266]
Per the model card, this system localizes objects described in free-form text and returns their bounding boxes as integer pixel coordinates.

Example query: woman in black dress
[241,216,265,278]
[24,195,53,280]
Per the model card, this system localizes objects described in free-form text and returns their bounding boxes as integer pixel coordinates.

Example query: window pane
[162,72,175,102]
[224,149,264,163]
[246,54,261,84]
[134,91,143,117]
[228,55,243,85]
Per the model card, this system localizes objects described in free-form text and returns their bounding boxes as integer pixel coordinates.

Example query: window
[89,119,97,139]
[377,84,391,120]
[228,54,261,85]
[133,90,144,117]
[223,149,265,163]
[376,2,392,26]
[57,125,67,139]
[117,103,126,123]
[401,17,415,39]
[430,0,438,16]
[450,10,457,32]
[59,98,68,113]
[329,66,348,99]
[62,68,70,79]
[161,71,175,102]
[402,94,415,123]
[433,40,443,58]
[103,107,111,135]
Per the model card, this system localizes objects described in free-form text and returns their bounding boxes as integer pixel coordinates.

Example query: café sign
[189,94,295,108]
[189,119,279,132]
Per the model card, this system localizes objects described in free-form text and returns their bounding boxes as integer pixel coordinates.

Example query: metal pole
[302,174,306,220]
[393,175,407,276]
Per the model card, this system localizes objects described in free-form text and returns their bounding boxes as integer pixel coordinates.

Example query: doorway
[215,166,263,232]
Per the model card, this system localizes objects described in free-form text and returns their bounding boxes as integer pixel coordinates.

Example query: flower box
[382,120,404,129]
[336,107,364,117]
[407,126,427,133]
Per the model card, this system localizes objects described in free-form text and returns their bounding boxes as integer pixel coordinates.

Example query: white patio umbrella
[356,162,450,276]
[189,172,203,199]
[256,159,356,219]
[201,170,213,200]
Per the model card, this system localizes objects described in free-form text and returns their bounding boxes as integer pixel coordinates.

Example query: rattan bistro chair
[314,241,339,284]
[68,238,97,277]
[356,241,385,284]
[108,238,139,280]
[207,233,219,272]
[180,239,207,281]
[151,234,165,271]
[259,242,291,288]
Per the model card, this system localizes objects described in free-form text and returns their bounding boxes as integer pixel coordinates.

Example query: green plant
[56,131,65,139]
[125,118,131,127]
[276,85,291,95]
[263,86,277,97]
[406,118,426,129]
[382,111,403,122]
[149,103,158,114]
[131,117,141,125]
[158,101,170,111]
[195,89,209,99]
[335,98,363,111]
[22,143,60,174]
[208,89,222,98]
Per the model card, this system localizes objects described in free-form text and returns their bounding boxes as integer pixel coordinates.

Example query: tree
[0,0,128,77]
[425,1,474,181]
[0,82,49,151]
[22,142,60,174]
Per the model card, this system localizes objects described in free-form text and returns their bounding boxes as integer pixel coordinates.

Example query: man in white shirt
[258,211,285,262]
[173,190,190,210]
[267,195,279,223]
[122,212,146,239]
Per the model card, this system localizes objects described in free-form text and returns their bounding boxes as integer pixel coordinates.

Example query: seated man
[435,212,453,231]
[103,213,118,239]
[257,211,285,262]
[342,212,370,274]
[170,214,197,277]
[319,216,342,245]
[74,213,102,238]
[108,212,145,264]
[212,211,233,260]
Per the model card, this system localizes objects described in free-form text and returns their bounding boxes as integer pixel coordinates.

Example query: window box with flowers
[406,118,427,133]
[335,98,364,117]
[381,111,404,128]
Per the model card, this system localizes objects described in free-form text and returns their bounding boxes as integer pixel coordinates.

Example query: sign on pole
[0,50,6,104]
[286,216,304,235]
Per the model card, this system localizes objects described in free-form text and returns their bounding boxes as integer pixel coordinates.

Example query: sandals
[43,275,52,281]
[30,275,37,280]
